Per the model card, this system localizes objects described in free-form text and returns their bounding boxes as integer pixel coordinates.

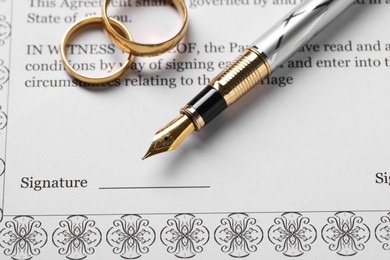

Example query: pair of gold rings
[60,0,188,84]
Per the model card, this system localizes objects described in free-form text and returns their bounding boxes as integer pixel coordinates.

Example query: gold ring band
[60,16,134,84]
[102,0,188,56]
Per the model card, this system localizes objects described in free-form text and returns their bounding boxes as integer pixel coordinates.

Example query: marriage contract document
[0,0,390,259]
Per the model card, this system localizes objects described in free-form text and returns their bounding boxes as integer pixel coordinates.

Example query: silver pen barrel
[252,0,355,71]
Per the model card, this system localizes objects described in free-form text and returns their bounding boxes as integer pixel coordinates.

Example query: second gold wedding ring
[102,0,188,56]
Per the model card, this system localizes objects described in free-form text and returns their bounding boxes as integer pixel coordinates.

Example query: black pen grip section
[187,86,227,125]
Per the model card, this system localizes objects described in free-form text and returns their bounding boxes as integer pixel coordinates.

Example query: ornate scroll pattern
[2,212,390,257]
[160,213,209,258]
[52,215,102,260]
[268,212,316,257]
[375,213,390,251]
[107,214,156,259]
[0,216,47,260]
[321,211,370,256]
[0,60,10,91]
[0,15,11,46]
[214,213,263,258]
[0,106,7,130]
[0,157,4,177]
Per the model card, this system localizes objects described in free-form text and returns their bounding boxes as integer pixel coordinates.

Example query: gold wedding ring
[61,16,134,84]
[61,2,188,83]
[102,0,188,56]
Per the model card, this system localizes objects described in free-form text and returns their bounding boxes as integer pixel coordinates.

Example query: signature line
[99,186,211,190]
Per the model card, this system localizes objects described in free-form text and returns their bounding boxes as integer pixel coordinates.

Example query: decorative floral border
[0,216,47,259]
[321,211,371,256]
[215,213,262,257]
[107,214,156,259]
[268,212,316,257]
[0,211,389,259]
[0,15,11,47]
[376,213,390,251]
[0,0,11,225]
[52,215,102,260]
[0,60,10,91]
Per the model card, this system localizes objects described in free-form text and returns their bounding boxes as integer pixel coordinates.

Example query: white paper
[1,0,390,259]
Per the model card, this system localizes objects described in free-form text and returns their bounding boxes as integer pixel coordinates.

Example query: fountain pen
[143,0,355,159]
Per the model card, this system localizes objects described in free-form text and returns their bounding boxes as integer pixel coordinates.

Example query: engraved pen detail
[253,0,352,70]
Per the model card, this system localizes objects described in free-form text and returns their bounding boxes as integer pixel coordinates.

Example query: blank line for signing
[99,186,211,190]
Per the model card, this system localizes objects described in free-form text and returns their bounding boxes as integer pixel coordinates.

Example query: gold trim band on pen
[211,48,271,106]
[60,16,135,84]
[181,104,205,131]
[102,0,188,56]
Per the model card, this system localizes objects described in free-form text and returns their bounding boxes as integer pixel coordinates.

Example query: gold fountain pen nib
[142,114,195,160]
